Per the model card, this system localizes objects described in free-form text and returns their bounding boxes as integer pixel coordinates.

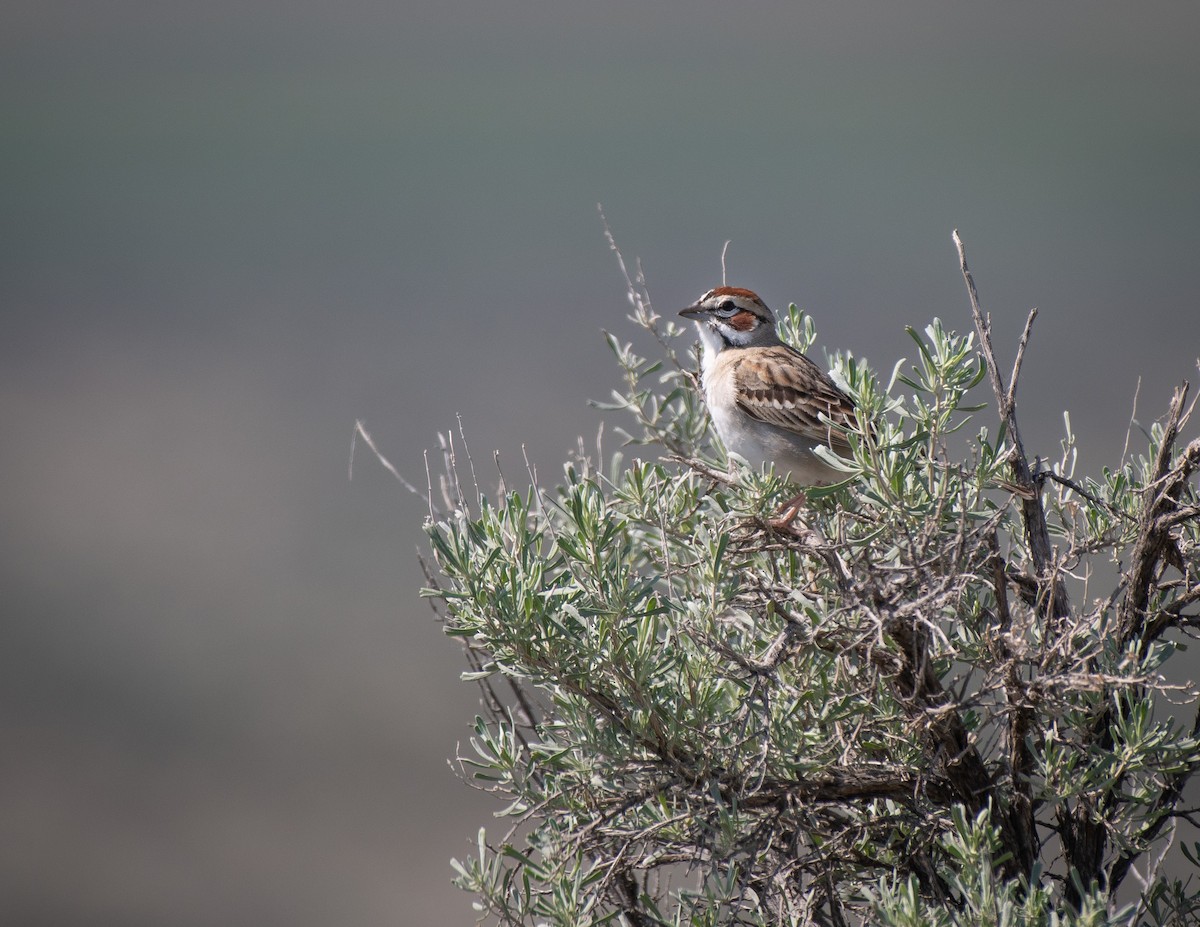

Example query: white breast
[700,341,842,486]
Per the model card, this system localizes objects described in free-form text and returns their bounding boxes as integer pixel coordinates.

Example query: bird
[679,286,860,495]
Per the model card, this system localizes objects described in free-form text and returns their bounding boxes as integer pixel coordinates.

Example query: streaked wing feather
[732,345,858,450]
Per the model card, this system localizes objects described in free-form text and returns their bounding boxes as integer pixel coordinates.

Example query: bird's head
[679,286,778,349]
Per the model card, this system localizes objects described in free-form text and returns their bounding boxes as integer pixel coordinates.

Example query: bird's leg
[768,491,809,534]
[768,493,828,595]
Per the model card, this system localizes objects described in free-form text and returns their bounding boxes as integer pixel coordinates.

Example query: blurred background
[3,2,1200,923]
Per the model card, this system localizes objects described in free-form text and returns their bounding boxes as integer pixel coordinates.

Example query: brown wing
[731,344,858,452]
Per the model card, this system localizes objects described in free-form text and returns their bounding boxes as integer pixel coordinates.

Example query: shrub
[420,234,1200,926]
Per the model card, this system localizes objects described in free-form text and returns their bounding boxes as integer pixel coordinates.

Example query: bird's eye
[716,301,737,316]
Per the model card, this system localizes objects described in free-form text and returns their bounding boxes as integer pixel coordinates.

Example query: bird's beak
[679,303,706,319]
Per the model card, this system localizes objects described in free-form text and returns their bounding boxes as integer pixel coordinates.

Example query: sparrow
[679,286,859,488]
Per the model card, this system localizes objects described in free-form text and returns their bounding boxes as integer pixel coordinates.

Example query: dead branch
[953,230,1070,623]
[1119,387,1195,652]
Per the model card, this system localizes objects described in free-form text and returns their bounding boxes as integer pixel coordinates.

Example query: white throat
[694,321,728,371]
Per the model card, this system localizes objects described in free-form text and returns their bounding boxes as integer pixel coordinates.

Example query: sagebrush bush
[420,237,1200,926]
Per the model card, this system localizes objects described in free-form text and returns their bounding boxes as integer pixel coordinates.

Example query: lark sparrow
[680,286,859,487]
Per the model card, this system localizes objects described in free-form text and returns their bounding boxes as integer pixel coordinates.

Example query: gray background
[3,2,1200,924]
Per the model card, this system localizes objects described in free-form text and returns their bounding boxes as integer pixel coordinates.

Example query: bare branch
[953,229,1070,622]
[1040,470,1132,521]
[1118,384,1193,650]
[1121,376,1143,469]
[349,419,432,504]
[1005,307,1038,418]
